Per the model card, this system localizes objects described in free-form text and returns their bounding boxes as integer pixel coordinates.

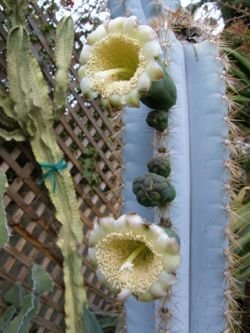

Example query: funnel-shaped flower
[78,16,166,108]
[88,213,180,302]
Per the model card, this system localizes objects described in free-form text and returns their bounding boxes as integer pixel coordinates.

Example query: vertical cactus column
[122,103,155,333]
[106,1,189,333]
[107,1,231,333]
[154,30,190,333]
[183,41,229,332]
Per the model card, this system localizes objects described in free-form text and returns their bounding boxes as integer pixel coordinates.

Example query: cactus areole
[88,213,180,302]
[78,16,176,110]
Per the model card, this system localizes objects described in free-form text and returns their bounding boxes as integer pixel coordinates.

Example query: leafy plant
[0,264,53,333]
[79,145,101,187]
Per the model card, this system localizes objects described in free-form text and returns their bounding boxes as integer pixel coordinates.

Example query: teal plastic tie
[38,159,67,192]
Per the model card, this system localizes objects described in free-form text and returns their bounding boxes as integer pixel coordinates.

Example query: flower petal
[99,216,115,231]
[158,271,176,288]
[79,45,92,64]
[109,94,123,108]
[145,60,165,81]
[123,16,138,34]
[149,281,167,298]
[142,40,162,59]
[96,268,108,284]
[117,288,132,301]
[78,65,86,80]
[153,233,170,252]
[137,290,155,302]
[162,254,180,273]
[136,73,151,93]
[88,247,97,265]
[136,25,158,42]
[87,24,107,45]
[106,17,125,33]
[80,77,93,93]
[125,212,147,232]
[89,222,107,245]
[125,89,140,107]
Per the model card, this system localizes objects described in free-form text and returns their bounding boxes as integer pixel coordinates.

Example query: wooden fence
[0,2,123,332]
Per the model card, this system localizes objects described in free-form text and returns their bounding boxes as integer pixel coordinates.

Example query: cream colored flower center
[86,33,147,98]
[95,232,163,295]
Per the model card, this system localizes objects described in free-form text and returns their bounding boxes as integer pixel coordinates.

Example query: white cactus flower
[88,213,180,302]
[78,16,165,108]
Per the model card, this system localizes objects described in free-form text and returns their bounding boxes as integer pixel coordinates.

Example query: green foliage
[2,0,28,27]
[79,146,101,187]
[0,4,87,333]
[146,110,168,132]
[133,173,176,207]
[231,186,250,283]
[0,264,53,333]
[147,156,171,177]
[0,170,9,248]
[83,306,103,333]
[225,48,250,133]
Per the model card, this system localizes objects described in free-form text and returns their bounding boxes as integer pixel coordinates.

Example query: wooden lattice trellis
[0,2,123,332]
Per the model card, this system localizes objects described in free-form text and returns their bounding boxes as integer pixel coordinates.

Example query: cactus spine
[0,3,86,332]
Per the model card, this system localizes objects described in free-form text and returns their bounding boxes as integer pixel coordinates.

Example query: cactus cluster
[147,156,171,177]
[133,173,175,207]
[132,72,176,208]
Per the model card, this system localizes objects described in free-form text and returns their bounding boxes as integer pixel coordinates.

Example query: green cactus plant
[147,157,171,177]
[132,173,176,207]
[0,264,53,333]
[146,110,168,132]
[0,3,87,333]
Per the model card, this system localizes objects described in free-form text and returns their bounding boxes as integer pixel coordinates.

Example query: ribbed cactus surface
[108,1,229,333]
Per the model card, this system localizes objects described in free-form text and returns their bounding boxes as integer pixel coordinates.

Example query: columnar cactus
[100,1,236,333]
[0,3,86,332]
